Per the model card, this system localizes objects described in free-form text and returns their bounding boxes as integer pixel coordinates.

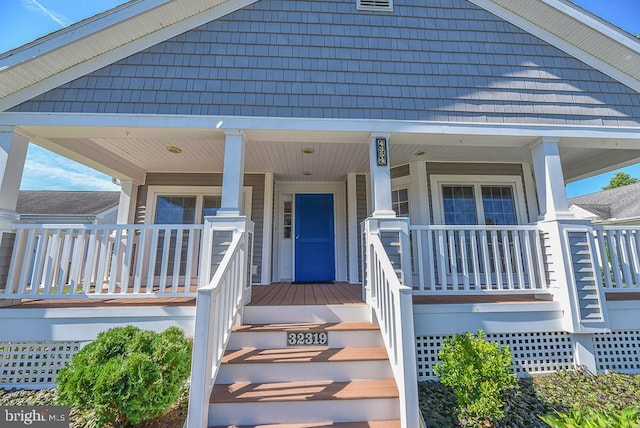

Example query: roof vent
[357,0,392,12]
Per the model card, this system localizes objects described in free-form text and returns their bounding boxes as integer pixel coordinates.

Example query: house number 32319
[287,331,328,346]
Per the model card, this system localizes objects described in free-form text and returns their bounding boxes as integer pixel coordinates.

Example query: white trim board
[273,181,347,282]
[6,113,640,141]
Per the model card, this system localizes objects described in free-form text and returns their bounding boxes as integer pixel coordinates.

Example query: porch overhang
[2,112,640,183]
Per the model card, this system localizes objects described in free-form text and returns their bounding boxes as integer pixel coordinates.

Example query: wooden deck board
[210,421,401,428]
[14,285,640,309]
[211,379,399,403]
[248,283,364,306]
[222,347,389,364]
[232,322,379,333]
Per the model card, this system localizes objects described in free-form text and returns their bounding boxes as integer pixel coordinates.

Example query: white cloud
[20,146,120,191]
[21,0,72,27]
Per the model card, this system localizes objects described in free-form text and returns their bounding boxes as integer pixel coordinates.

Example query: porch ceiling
[19,124,640,183]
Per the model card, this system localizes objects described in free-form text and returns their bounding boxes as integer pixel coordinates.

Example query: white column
[369,133,395,218]
[218,129,245,217]
[116,180,139,224]
[408,160,429,225]
[347,173,360,283]
[0,128,28,229]
[530,137,573,221]
[260,172,274,285]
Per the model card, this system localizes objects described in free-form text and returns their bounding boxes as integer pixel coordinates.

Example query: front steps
[209,304,401,427]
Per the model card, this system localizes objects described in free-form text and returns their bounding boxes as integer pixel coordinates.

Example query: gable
[10,0,640,126]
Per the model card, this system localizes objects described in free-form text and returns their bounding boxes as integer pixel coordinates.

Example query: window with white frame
[146,186,251,225]
[431,175,526,225]
[146,186,251,276]
[430,175,528,280]
[392,175,411,217]
[392,188,410,216]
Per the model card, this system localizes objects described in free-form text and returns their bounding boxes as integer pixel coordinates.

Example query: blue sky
[1,0,639,195]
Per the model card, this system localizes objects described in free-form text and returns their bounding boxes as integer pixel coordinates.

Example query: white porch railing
[364,221,420,428]
[3,224,203,298]
[593,226,640,291]
[187,217,254,428]
[409,225,548,294]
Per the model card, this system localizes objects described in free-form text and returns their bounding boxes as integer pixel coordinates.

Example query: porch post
[530,137,572,220]
[0,128,28,226]
[116,180,138,224]
[531,138,607,371]
[369,133,395,218]
[218,129,245,217]
[0,128,28,305]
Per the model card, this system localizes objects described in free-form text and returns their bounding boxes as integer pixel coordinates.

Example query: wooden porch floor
[3,285,639,310]
[248,282,364,306]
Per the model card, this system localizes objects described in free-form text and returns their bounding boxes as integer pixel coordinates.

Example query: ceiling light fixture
[167,146,182,154]
[302,148,315,154]
[415,150,426,156]
[303,171,312,176]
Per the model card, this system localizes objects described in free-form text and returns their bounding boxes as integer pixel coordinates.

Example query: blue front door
[295,194,335,282]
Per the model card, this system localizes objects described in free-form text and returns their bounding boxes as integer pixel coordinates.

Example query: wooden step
[210,421,401,428]
[232,322,379,333]
[222,347,389,364]
[228,322,384,349]
[211,379,399,403]
[243,304,371,324]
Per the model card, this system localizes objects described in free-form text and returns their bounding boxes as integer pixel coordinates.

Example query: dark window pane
[155,196,196,224]
[482,186,516,225]
[442,186,477,225]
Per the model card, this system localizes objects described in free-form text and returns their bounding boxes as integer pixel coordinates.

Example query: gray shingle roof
[16,191,120,215]
[568,182,640,221]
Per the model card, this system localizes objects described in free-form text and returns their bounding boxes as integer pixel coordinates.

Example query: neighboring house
[0,0,640,427]
[16,190,120,224]
[569,182,640,225]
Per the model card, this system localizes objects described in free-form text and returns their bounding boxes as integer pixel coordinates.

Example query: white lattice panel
[416,332,574,380]
[1,341,82,389]
[593,330,640,373]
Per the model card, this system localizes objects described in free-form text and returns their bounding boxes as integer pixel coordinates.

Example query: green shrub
[540,406,640,428]
[434,330,516,427]
[56,325,192,427]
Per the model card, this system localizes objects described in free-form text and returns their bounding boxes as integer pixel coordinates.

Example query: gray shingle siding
[10,0,640,126]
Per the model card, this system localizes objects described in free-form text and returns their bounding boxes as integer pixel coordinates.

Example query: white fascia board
[544,0,640,50]
[468,0,640,93]
[0,0,259,112]
[0,0,171,67]
[4,112,640,141]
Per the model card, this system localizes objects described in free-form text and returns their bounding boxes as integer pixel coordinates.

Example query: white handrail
[187,217,254,428]
[593,226,640,291]
[367,233,420,428]
[4,224,203,299]
[409,224,547,294]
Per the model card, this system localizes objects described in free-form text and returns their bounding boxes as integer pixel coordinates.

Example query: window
[145,186,252,225]
[155,196,197,224]
[146,186,252,277]
[431,175,528,282]
[283,201,292,239]
[392,188,409,216]
[431,175,526,225]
